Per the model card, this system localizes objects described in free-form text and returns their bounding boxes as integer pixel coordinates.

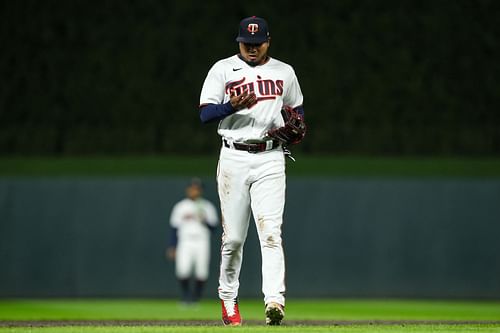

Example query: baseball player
[198,16,306,325]
[167,178,219,304]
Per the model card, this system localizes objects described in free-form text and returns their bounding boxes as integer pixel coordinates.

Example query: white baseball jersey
[170,197,218,240]
[200,55,304,142]
[170,197,218,280]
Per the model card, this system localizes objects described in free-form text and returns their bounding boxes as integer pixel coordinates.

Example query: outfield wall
[1,177,499,299]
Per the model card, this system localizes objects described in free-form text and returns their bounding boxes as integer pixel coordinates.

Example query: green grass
[1,299,499,321]
[1,155,500,177]
[0,299,500,333]
[2,325,500,333]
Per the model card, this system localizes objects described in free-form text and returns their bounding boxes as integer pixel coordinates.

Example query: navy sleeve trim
[168,227,178,247]
[200,102,235,123]
[204,221,217,233]
[293,105,305,117]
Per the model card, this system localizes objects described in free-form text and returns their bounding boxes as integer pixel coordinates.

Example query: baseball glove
[267,106,306,145]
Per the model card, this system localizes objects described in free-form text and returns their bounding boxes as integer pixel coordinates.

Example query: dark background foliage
[1,0,499,156]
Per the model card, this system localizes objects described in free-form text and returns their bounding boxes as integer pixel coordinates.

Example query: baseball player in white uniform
[199,16,305,326]
[167,178,219,304]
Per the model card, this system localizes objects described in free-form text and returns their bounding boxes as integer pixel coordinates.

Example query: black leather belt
[223,139,280,153]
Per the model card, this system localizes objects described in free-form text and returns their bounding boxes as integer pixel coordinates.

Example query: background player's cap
[189,177,203,189]
[236,16,270,44]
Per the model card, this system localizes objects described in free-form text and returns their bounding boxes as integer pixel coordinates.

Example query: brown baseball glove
[267,105,306,145]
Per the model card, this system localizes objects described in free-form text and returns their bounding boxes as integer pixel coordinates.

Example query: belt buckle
[265,140,275,150]
[247,140,275,153]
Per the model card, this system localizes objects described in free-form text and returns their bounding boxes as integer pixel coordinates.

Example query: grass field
[1,155,500,177]
[1,298,499,332]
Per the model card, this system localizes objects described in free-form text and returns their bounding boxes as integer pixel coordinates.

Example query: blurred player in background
[166,178,219,305]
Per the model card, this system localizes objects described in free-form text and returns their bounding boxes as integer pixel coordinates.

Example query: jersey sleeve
[200,61,226,106]
[169,203,183,228]
[283,68,304,110]
[203,200,219,227]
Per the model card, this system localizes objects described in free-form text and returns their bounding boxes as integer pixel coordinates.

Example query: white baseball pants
[216,145,286,306]
[176,237,210,281]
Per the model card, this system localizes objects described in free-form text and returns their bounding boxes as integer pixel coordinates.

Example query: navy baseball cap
[189,177,203,188]
[236,16,270,44]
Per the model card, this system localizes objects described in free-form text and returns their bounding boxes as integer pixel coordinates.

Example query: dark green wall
[1,177,499,298]
[1,1,499,155]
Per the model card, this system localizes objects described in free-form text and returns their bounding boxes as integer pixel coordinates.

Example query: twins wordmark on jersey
[199,54,303,141]
[225,75,284,107]
[201,55,302,110]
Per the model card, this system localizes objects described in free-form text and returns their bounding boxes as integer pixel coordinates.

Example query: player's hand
[166,247,176,261]
[230,90,257,110]
[197,207,207,221]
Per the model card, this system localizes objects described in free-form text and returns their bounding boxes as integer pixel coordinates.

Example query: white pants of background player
[217,145,286,306]
[176,236,210,280]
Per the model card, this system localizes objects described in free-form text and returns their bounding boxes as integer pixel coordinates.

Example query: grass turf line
[1,299,500,321]
[1,156,500,177]
[1,299,500,332]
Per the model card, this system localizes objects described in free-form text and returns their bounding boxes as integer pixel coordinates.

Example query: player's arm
[166,226,177,261]
[200,62,230,123]
[199,60,257,123]
[199,102,235,123]
[202,201,219,232]
[200,90,257,123]
[284,68,305,117]
[204,222,217,233]
[166,205,181,260]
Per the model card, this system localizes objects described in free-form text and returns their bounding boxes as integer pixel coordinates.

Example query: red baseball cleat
[221,299,242,326]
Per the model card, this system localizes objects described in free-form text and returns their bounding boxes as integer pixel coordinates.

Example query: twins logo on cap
[247,23,259,34]
[236,16,269,44]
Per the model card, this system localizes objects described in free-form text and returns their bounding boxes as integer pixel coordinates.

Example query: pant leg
[217,147,252,301]
[249,151,286,306]
[193,236,210,281]
[175,241,193,280]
